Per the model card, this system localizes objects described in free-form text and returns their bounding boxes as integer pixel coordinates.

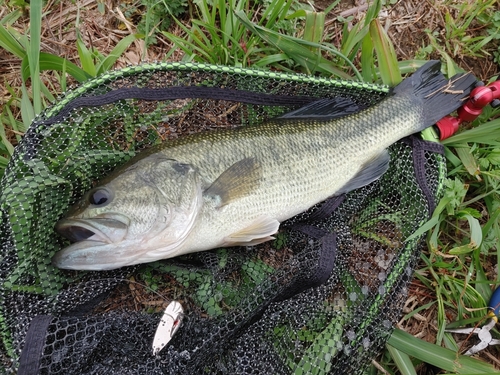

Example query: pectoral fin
[224,216,280,247]
[204,157,262,207]
[338,151,390,194]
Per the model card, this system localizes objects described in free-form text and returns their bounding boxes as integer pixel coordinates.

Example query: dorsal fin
[279,97,360,120]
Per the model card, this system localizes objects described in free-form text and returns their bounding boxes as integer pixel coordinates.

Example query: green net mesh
[0,62,446,374]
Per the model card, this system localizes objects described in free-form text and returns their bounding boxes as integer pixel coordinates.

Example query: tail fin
[394,61,477,128]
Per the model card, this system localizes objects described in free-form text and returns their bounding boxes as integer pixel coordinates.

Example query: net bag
[0,63,448,374]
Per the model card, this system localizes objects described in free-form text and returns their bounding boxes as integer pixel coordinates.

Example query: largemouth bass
[53,61,476,270]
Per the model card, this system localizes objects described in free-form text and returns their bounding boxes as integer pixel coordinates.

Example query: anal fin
[224,216,280,247]
[338,151,390,194]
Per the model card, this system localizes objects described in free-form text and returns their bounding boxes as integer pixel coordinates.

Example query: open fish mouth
[55,214,130,244]
[53,214,134,270]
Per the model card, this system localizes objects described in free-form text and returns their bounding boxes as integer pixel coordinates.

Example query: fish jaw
[52,240,144,270]
[52,227,198,270]
[52,209,200,270]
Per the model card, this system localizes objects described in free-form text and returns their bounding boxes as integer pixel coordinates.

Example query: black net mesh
[0,62,446,374]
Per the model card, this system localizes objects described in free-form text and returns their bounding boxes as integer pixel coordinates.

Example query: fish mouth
[55,214,130,244]
[53,214,134,270]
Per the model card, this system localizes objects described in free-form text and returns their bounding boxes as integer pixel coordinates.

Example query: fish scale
[52,61,477,270]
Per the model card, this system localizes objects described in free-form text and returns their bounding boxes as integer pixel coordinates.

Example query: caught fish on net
[0,61,476,374]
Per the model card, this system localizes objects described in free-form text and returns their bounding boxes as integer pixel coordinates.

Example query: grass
[417,0,500,63]
[0,0,499,373]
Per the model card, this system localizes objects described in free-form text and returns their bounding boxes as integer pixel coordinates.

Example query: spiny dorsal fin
[337,151,390,194]
[204,157,262,207]
[223,216,280,247]
[279,97,360,120]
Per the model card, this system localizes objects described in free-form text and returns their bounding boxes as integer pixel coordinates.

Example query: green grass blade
[448,213,482,254]
[254,53,289,67]
[192,0,210,23]
[454,145,480,178]
[59,58,67,92]
[0,7,22,25]
[369,18,401,85]
[218,0,227,45]
[192,21,218,48]
[262,0,293,27]
[324,0,342,14]
[141,0,154,48]
[97,34,142,75]
[163,28,215,63]
[442,53,458,77]
[235,10,356,79]
[396,60,428,74]
[435,284,446,345]
[301,10,325,47]
[481,206,500,241]
[22,52,91,83]
[286,9,325,58]
[443,331,460,352]
[361,28,375,82]
[76,35,97,76]
[28,0,42,115]
[473,254,494,304]
[364,0,382,27]
[385,344,417,375]
[0,23,26,58]
[74,3,96,76]
[388,328,498,373]
[442,118,500,145]
[471,31,497,53]
[0,117,15,156]
[220,0,245,48]
[0,156,9,178]
[4,98,25,136]
[340,23,370,63]
[404,214,440,242]
[39,79,55,104]
[20,84,34,127]
[339,0,380,63]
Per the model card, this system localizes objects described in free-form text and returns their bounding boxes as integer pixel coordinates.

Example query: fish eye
[89,188,112,207]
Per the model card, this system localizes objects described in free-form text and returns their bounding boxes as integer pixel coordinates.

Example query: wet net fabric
[0,62,445,374]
